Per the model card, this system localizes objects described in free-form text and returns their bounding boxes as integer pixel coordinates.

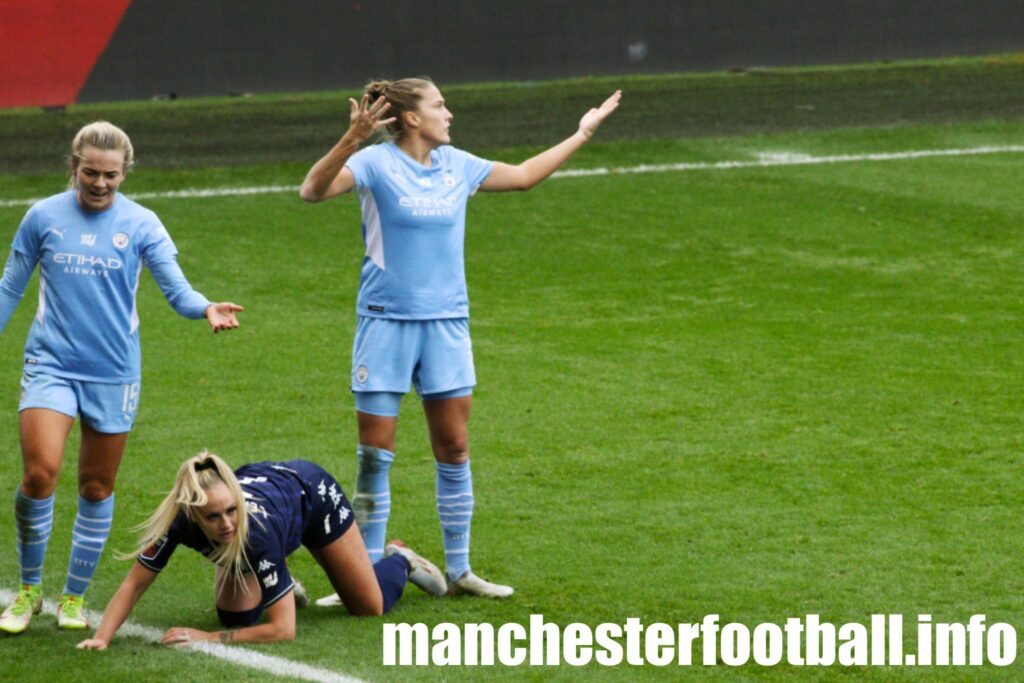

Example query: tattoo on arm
[218,630,238,644]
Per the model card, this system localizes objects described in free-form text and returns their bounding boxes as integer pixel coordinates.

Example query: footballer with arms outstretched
[300,78,620,599]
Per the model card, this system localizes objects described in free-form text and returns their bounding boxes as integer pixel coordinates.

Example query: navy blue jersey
[138,460,353,609]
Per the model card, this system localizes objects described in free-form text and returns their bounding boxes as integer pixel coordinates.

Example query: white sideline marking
[0,589,365,683]
[1,145,1022,208]
[549,144,1024,177]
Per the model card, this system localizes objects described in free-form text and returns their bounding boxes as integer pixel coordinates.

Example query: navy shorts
[291,460,356,549]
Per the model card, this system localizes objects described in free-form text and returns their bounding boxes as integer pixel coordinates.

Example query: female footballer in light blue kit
[300,78,620,598]
[0,122,243,634]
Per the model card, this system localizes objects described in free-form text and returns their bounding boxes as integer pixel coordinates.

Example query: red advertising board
[0,0,132,108]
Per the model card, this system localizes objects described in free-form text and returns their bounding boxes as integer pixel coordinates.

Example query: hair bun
[365,80,391,100]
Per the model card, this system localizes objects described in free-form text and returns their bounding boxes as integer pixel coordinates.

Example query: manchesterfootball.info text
[382,614,1016,668]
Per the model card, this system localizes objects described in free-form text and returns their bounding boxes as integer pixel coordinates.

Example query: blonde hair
[68,120,134,188]
[364,77,435,142]
[130,451,253,591]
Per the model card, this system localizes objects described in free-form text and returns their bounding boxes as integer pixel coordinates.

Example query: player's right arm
[0,250,37,334]
[299,94,394,202]
[0,208,43,334]
[77,562,159,650]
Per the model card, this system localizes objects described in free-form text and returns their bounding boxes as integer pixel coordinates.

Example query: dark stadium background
[3,0,1023,108]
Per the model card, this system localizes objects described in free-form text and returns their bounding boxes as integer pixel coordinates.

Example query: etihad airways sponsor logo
[399,196,458,209]
[53,252,123,269]
[53,252,123,277]
[399,196,458,217]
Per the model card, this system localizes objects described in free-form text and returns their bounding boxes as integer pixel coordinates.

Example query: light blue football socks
[63,494,114,597]
[14,489,54,586]
[355,448,478,583]
[353,445,394,562]
[436,460,473,581]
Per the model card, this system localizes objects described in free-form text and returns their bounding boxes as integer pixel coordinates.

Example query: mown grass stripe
[2,145,1021,209]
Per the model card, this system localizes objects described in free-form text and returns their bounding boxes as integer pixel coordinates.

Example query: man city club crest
[113,232,130,249]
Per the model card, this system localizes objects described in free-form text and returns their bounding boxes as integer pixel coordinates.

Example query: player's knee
[21,463,60,498]
[360,435,396,453]
[78,479,114,501]
[435,445,469,465]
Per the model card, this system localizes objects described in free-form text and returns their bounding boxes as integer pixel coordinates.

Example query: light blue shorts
[19,371,139,434]
[352,317,475,415]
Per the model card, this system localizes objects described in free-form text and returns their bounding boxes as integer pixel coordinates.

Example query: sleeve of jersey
[458,150,494,193]
[0,250,36,334]
[10,207,41,259]
[254,547,295,609]
[344,146,378,190]
[143,225,212,320]
[136,531,180,573]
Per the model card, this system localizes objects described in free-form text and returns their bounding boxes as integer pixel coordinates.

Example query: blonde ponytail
[128,451,253,592]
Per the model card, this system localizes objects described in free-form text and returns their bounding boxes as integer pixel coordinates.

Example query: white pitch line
[549,144,1024,177]
[0,589,366,683]
[1,144,1022,209]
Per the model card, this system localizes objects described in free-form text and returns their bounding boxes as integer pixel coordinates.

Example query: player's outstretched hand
[206,302,244,333]
[347,94,397,142]
[77,638,108,650]
[160,626,211,647]
[578,90,622,141]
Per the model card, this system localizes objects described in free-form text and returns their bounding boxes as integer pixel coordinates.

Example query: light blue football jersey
[345,142,493,319]
[7,190,210,383]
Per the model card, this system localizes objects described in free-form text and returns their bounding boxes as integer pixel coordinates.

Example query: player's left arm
[480,90,621,192]
[147,255,243,333]
[159,591,297,646]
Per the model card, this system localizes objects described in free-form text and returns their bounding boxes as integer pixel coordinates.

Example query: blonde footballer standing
[0,122,243,635]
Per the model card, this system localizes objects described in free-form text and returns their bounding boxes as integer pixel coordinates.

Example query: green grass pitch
[0,56,1022,681]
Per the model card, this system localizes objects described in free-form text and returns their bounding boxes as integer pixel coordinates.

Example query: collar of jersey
[387,141,444,175]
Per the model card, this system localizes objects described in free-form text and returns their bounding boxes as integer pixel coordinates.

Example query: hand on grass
[77,638,109,650]
[160,626,211,647]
